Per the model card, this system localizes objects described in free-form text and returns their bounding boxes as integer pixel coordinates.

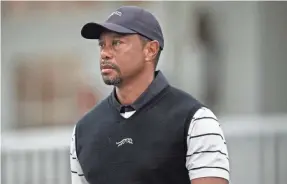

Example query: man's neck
[115,71,154,105]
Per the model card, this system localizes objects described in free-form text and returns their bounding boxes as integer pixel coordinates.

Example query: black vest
[76,85,202,184]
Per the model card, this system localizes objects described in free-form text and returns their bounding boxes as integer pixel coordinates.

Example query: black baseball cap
[81,6,164,50]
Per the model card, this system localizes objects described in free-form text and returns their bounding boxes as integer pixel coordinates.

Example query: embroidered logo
[116,138,133,147]
[109,11,122,18]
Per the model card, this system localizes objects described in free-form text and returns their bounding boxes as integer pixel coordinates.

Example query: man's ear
[144,40,160,62]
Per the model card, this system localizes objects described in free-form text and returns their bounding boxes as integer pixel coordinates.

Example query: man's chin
[102,77,122,86]
[103,81,114,86]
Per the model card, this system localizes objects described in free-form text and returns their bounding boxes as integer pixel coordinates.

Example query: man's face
[98,31,146,86]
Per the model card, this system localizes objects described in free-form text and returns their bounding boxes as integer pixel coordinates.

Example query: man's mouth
[101,65,116,73]
[101,65,114,70]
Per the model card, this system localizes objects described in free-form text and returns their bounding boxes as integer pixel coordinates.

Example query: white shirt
[70,107,230,183]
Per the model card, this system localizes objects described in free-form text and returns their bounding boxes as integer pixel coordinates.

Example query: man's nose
[100,47,113,60]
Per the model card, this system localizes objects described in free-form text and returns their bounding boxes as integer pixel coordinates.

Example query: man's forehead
[99,31,131,40]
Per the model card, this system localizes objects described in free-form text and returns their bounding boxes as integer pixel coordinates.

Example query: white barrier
[1,115,287,184]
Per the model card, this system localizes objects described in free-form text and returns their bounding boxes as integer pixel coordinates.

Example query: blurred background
[1,1,287,184]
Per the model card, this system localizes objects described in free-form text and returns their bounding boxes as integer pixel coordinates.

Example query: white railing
[1,126,74,184]
[1,115,287,184]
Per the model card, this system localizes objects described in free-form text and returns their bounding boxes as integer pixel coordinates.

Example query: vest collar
[111,70,169,112]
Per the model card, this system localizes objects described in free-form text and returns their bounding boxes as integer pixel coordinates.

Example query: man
[70,6,230,184]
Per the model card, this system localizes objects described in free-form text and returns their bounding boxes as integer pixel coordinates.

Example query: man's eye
[112,40,122,46]
[98,42,104,48]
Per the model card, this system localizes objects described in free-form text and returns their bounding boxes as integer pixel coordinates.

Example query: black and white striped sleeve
[186,107,230,181]
[70,126,89,184]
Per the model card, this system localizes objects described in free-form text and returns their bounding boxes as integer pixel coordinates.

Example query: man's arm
[191,177,228,184]
[70,126,89,184]
[186,107,229,184]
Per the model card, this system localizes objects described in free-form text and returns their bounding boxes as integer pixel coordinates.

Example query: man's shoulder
[76,96,111,127]
[161,86,205,117]
[169,85,201,104]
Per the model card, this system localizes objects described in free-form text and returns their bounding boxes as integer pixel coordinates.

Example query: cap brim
[81,22,136,39]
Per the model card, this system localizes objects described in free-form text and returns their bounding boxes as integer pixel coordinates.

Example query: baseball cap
[81,6,164,50]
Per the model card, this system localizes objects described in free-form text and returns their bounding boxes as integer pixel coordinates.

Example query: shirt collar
[110,70,169,112]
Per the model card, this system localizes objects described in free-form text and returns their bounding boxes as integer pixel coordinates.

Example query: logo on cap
[109,11,122,18]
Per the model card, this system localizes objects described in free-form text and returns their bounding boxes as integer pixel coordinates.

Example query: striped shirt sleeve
[70,126,89,184]
[186,107,230,181]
